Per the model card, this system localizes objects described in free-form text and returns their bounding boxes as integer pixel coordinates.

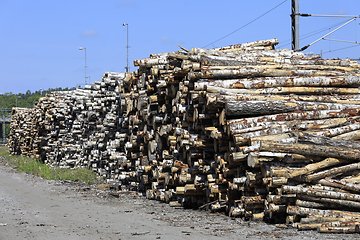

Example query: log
[298,195,360,210]
[215,93,360,105]
[282,185,360,202]
[207,86,360,95]
[225,100,360,116]
[201,64,358,72]
[287,206,360,218]
[9,38,360,231]
[305,162,360,182]
[333,129,360,140]
[317,226,360,233]
[300,127,360,145]
[233,126,291,146]
[189,67,352,80]
[228,108,360,133]
[306,125,360,139]
[296,220,360,231]
[286,158,349,179]
[260,141,360,162]
[195,76,360,90]
[316,178,360,193]
[228,117,360,135]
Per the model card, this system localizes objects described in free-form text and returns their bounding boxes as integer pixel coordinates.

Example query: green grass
[0,146,101,184]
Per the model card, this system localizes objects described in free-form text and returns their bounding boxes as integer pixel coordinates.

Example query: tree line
[1,87,77,141]
[0,87,77,110]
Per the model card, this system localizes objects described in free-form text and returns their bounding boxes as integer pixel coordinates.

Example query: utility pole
[291,0,299,51]
[79,47,87,85]
[123,23,129,72]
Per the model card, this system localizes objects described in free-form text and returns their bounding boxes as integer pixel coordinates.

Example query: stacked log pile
[8,73,131,179]
[8,38,360,233]
[8,107,36,155]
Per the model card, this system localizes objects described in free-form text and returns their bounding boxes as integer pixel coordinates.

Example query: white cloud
[81,30,99,36]
[161,35,170,42]
[331,9,348,15]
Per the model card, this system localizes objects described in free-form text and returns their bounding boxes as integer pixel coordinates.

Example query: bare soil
[0,157,358,240]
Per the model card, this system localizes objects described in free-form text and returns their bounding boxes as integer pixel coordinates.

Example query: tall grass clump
[0,146,100,184]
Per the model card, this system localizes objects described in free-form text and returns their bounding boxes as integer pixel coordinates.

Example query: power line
[321,44,360,55]
[278,19,350,49]
[202,0,288,48]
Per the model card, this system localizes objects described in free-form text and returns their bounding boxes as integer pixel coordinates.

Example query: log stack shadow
[8,38,360,233]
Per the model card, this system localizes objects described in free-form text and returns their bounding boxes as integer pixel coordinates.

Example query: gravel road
[0,157,358,240]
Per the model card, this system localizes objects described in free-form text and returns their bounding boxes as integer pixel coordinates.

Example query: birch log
[286,158,349,179]
[215,93,360,105]
[228,108,360,133]
[287,206,360,218]
[315,179,360,193]
[283,185,360,202]
[305,162,360,182]
[225,100,360,116]
[260,142,360,162]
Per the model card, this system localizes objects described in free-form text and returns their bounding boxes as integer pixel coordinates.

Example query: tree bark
[207,85,360,95]
[287,206,360,218]
[298,195,360,210]
[225,100,360,116]
[305,162,360,182]
[298,131,360,149]
[286,157,348,179]
[260,141,360,162]
[296,220,360,231]
[189,66,352,80]
[215,93,360,105]
[283,185,360,202]
[333,129,360,140]
[228,108,360,133]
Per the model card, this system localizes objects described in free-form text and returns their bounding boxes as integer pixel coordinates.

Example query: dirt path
[0,159,358,240]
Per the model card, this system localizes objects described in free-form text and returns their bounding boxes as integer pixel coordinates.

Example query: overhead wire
[321,44,360,55]
[278,19,350,49]
[202,0,288,48]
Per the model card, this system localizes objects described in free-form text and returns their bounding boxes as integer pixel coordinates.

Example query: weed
[0,146,101,184]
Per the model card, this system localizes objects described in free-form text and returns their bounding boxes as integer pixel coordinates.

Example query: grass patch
[0,146,101,184]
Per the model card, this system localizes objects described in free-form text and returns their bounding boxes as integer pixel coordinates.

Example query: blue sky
[0,0,359,94]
